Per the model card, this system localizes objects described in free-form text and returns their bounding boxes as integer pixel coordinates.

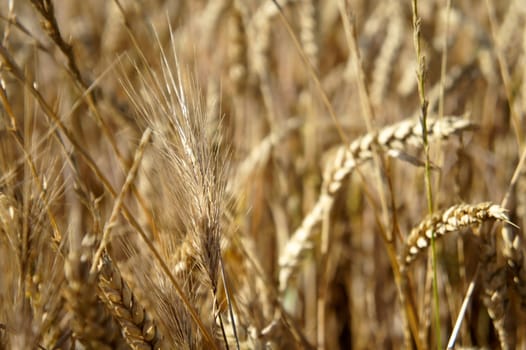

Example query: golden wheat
[0,0,525,348]
[279,116,476,291]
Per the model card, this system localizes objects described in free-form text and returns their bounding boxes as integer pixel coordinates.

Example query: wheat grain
[118,251,207,349]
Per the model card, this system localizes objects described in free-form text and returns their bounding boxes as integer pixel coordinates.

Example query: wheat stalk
[91,127,152,274]
[279,116,476,291]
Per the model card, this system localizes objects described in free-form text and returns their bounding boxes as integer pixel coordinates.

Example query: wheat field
[0,0,525,349]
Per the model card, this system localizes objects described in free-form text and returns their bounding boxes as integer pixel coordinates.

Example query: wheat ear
[278,116,476,291]
[299,0,319,68]
[370,2,404,107]
[64,235,123,349]
[98,255,165,350]
[228,0,248,94]
[501,224,526,310]
[480,233,515,350]
[251,0,296,78]
[401,202,510,266]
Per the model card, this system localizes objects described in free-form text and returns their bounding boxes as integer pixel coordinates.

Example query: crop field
[0,0,525,349]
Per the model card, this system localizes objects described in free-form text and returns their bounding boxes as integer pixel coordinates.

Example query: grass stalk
[410,0,441,348]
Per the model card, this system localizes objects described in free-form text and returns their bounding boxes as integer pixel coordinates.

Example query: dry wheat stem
[0,42,157,255]
[446,266,479,349]
[279,116,475,291]
[29,0,83,83]
[91,128,152,274]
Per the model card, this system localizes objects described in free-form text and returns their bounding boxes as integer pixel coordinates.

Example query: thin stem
[447,266,479,349]
[91,128,152,274]
[220,255,240,350]
[411,0,441,348]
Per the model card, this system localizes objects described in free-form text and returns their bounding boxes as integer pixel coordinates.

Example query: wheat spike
[402,202,510,266]
[299,0,319,69]
[480,234,515,350]
[251,0,296,79]
[228,0,248,93]
[0,192,66,349]
[370,2,404,107]
[279,116,475,291]
[0,193,18,240]
[63,235,123,349]
[501,224,526,310]
[98,255,165,350]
